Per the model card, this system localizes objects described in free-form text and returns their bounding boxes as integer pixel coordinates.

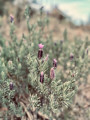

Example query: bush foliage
[0,6,89,119]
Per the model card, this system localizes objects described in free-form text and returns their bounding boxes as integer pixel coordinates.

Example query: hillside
[0,6,90,42]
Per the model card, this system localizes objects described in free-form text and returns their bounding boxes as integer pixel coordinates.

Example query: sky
[37,0,90,25]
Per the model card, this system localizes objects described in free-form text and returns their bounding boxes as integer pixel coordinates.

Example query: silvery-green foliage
[0,6,89,119]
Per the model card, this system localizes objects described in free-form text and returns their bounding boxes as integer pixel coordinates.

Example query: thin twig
[20,102,33,120]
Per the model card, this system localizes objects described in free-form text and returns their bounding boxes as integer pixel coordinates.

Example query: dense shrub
[0,7,89,119]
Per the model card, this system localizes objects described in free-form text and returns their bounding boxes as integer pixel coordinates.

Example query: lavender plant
[0,6,89,119]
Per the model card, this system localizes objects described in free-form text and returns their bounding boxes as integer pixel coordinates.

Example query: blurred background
[0,0,90,39]
[1,0,90,25]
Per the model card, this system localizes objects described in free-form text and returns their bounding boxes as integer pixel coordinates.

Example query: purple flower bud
[50,67,55,80]
[38,44,44,59]
[86,48,88,55]
[54,42,57,46]
[38,49,43,59]
[70,53,74,60]
[53,59,57,68]
[40,71,44,83]
[9,82,14,90]
[10,14,14,23]
[71,74,74,77]
[60,40,64,44]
